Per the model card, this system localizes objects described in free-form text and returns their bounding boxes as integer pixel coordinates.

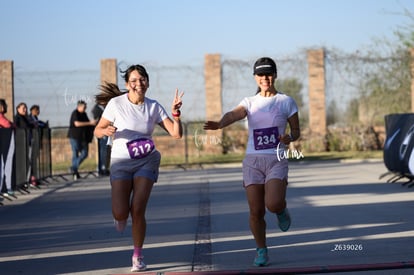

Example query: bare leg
[111,179,133,222]
[265,178,287,214]
[130,176,154,247]
[245,184,266,248]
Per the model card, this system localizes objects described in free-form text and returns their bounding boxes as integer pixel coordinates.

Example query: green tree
[275,78,308,127]
[275,78,303,109]
[344,98,359,124]
[341,36,412,126]
[358,48,411,125]
[394,6,414,48]
[327,100,343,125]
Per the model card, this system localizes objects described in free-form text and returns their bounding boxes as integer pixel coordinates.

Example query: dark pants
[97,136,109,174]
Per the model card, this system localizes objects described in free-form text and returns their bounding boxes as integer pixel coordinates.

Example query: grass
[52,158,97,175]
[51,150,383,174]
[293,150,383,161]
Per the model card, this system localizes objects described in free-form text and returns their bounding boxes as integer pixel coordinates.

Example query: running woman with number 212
[94,64,184,272]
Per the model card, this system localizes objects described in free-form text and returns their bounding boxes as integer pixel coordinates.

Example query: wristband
[172,110,181,117]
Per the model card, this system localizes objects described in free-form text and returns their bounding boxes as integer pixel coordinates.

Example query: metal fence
[14,49,408,132]
[0,128,51,192]
[5,49,408,189]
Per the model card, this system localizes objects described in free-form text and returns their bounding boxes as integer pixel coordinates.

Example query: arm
[159,116,183,139]
[74,120,96,127]
[94,117,117,139]
[0,114,12,128]
[279,112,300,145]
[14,115,21,128]
[203,105,247,130]
[71,111,96,127]
[158,88,184,139]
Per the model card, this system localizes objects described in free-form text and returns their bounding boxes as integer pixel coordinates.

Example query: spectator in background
[0,99,15,195]
[14,102,36,129]
[14,102,37,186]
[0,99,13,128]
[30,104,48,128]
[67,100,96,180]
[92,103,110,176]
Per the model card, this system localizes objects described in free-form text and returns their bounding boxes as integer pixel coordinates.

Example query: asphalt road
[0,160,414,275]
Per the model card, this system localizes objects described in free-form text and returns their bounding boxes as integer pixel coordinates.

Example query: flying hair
[95,81,126,107]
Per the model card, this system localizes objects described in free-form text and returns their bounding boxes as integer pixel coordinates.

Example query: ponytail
[95,81,125,106]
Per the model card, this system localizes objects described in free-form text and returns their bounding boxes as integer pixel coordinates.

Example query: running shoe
[114,219,127,232]
[254,247,268,266]
[2,191,14,197]
[277,208,291,232]
[131,256,146,272]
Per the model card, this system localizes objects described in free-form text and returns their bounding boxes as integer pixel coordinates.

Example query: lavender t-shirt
[239,92,298,155]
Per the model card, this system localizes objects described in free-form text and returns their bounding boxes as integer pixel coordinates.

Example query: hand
[172,88,184,113]
[279,134,292,145]
[105,125,117,136]
[203,121,220,130]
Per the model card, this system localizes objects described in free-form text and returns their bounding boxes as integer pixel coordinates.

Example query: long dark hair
[120,64,149,83]
[0,99,7,114]
[95,64,149,106]
[95,82,124,107]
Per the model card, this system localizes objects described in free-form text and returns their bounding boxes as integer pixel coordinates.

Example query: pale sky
[2,0,414,71]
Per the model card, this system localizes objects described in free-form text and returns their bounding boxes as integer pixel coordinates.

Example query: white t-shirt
[102,93,169,159]
[239,92,298,155]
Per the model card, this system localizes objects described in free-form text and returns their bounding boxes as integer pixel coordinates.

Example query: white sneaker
[131,256,146,272]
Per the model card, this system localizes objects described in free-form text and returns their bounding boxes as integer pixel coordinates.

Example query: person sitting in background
[30,104,48,128]
[67,100,96,180]
[0,99,13,128]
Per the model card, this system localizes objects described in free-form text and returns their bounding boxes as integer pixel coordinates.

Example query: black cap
[253,57,277,75]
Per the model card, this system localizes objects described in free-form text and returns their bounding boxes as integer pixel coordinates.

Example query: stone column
[99,59,117,168]
[0,60,14,121]
[307,49,327,150]
[100,59,117,84]
[410,48,414,112]
[205,54,222,120]
[204,54,223,153]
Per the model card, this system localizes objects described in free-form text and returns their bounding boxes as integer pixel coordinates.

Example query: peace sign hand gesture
[172,88,184,115]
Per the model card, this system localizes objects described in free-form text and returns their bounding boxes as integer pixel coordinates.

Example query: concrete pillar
[100,59,117,84]
[204,54,223,154]
[0,60,14,121]
[307,49,327,137]
[99,59,117,168]
[205,54,222,121]
[410,48,414,112]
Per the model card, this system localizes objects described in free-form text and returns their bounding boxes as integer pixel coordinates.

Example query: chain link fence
[12,49,406,170]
